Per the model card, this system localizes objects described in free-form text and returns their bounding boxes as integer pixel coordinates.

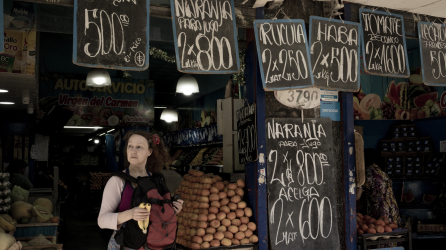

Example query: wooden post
[244,7,268,250]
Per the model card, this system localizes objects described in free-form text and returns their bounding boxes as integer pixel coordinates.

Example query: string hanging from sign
[272,7,291,21]
[413,13,421,31]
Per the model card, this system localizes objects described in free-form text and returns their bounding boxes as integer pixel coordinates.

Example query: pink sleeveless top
[117,168,151,212]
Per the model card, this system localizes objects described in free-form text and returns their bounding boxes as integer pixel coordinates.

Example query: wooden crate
[14,223,58,238]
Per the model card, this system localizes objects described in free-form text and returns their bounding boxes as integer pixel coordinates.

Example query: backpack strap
[112,171,138,183]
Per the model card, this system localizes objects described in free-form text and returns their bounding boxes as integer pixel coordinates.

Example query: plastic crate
[14,223,58,237]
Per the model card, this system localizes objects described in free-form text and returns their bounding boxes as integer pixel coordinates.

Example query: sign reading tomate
[359,9,410,78]
[38,73,155,127]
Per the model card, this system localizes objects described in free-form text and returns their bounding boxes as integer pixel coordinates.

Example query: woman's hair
[364,148,381,168]
[123,130,171,173]
[6,159,28,174]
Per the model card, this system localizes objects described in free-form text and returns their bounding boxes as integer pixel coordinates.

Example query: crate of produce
[17,235,63,250]
[13,223,58,238]
[358,228,411,250]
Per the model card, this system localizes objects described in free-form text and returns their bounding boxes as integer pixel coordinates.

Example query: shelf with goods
[0,173,12,215]
[171,145,224,176]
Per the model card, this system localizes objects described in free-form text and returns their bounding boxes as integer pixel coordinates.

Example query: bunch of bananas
[138,203,152,234]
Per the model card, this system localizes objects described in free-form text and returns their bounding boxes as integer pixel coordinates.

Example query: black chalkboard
[254,19,314,91]
[309,17,361,92]
[418,21,446,86]
[266,118,339,250]
[236,103,257,164]
[359,9,409,78]
[73,0,150,70]
[170,0,240,74]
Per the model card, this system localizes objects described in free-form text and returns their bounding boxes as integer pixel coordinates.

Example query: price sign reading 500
[83,9,128,58]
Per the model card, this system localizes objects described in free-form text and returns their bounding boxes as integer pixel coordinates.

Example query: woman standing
[98,131,184,250]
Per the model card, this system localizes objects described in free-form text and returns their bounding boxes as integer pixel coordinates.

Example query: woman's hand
[131,207,150,221]
[173,199,184,214]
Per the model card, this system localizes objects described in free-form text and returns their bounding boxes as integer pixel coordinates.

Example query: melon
[359,94,381,120]
[33,198,53,214]
[33,206,53,223]
[386,81,399,105]
[414,92,438,108]
[423,194,436,204]
[405,189,414,203]
[0,233,16,250]
[409,74,423,85]
[11,201,33,221]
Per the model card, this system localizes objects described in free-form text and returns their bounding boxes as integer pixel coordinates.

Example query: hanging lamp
[86,69,111,87]
[160,108,178,123]
[176,74,199,95]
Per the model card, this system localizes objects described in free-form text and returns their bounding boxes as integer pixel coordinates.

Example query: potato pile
[356,213,399,235]
[175,170,258,249]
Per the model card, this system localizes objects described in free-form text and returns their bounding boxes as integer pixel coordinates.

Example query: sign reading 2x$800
[73,0,150,70]
[170,0,240,74]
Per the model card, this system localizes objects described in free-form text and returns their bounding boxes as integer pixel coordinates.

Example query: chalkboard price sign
[254,19,314,91]
[73,0,150,70]
[418,21,446,86]
[309,17,361,92]
[170,0,240,74]
[266,118,339,250]
[359,9,409,78]
[236,103,257,164]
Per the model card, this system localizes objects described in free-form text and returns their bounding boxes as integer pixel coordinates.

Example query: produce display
[172,149,184,161]
[89,172,112,190]
[205,148,223,166]
[190,148,209,167]
[356,213,399,235]
[175,170,258,249]
[0,233,16,250]
[0,173,12,214]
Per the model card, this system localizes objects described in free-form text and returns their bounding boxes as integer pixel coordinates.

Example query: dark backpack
[112,172,178,250]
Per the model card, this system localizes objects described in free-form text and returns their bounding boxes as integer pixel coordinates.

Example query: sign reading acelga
[254,19,314,91]
[418,21,446,86]
[73,0,150,70]
[359,9,410,78]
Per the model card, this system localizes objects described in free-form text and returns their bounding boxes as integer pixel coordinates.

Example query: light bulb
[94,139,100,144]
[183,90,192,95]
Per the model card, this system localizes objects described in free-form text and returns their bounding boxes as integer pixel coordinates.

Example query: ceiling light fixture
[0,89,8,93]
[94,139,100,144]
[160,108,178,123]
[107,129,115,133]
[99,133,105,136]
[86,69,111,87]
[154,106,167,109]
[0,102,14,105]
[64,126,104,129]
[176,74,199,96]
[88,138,92,141]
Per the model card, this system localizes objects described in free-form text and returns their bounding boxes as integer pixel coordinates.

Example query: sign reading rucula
[73,0,150,70]
[309,17,361,92]
[254,19,314,90]
[236,103,257,164]
[418,21,446,86]
[266,118,339,250]
[359,9,409,78]
[170,0,240,74]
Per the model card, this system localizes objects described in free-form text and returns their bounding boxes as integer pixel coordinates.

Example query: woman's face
[127,134,153,167]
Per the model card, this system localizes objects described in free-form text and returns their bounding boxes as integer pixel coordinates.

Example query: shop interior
[354,37,446,248]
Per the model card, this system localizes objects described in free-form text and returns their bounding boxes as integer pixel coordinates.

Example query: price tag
[274,87,321,109]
